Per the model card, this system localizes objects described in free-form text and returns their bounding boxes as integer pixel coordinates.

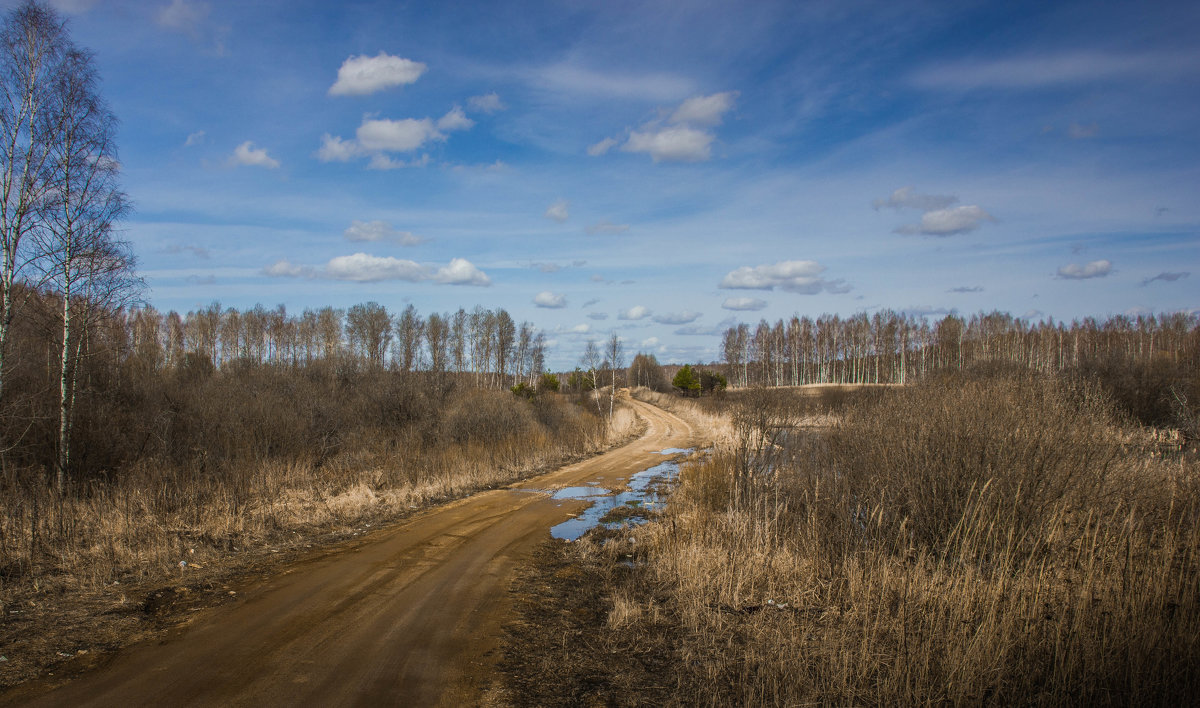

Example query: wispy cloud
[467,92,505,113]
[948,285,983,293]
[343,220,425,246]
[910,50,1200,90]
[1140,271,1189,286]
[873,186,957,211]
[585,220,629,235]
[544,199,569,223]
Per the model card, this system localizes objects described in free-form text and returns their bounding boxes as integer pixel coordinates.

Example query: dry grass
[505,372,1200,705]
[0,388,617,688]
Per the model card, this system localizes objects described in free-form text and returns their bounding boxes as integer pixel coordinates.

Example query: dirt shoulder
[1,398,692,707]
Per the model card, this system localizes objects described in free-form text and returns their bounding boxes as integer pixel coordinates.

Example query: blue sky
[24,0,1200,367]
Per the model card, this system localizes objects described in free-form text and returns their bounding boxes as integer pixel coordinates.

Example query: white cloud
[343,220,424,246]
[873,186,958,211]
[157,0,208,32]
[468,92,505,113]
[324,253,427,282]
[1067,122,1100,139]
[586,220,630,235]
[623,125,713,163]
[587,137,618,156]
[265,254,488,285]
[229,141,279,169]
[910,50,1200,90]
[720,260,850,295]
[619,305,651,320]
[329,52,427,96]
[262,259,312,278]
[544,199,569,223]
[1056,259,1113,280]
[367,153,431,170]
[641,337,660,348]
[1140,271,1189,286]
[184,130,206,147]
[722,297,767,311]
[436,106,475,132]
[434,258,491,286]
[530,63,693,101]
[533,291,567,308]
[357,117,443,153]
[315,133,363,162]
[896,205,993,236]
[670,91,738,126]
[652,311,701,325]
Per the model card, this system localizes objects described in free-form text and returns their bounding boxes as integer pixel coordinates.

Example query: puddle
[657,448,691,455]
[550,448,692,541]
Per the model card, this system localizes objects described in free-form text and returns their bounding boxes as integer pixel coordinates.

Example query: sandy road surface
[5,398,695,708]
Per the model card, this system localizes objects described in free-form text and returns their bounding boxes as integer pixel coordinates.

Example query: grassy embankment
[0,368,638,689]
[500,372,1200,705]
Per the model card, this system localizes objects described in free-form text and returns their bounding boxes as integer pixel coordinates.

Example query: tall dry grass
[0,386,607,603]
[628,372,1200,704]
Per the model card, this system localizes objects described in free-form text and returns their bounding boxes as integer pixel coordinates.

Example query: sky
[17,0,1200,367]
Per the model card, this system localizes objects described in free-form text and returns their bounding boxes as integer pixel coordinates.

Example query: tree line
[722,310,1200,387]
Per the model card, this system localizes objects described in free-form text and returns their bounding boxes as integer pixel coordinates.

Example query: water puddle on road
[550,449,692,542]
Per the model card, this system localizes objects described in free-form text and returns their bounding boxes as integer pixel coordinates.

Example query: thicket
[508,371,1200,705]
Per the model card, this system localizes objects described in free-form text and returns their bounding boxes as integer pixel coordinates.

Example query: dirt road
[6,398,695,707]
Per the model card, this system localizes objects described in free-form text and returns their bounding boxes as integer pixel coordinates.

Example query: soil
[0,397,695,707]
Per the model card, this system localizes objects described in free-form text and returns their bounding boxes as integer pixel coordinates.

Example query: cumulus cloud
[533,291,567,308]
[587,137,618,156]
[434,258,491,286]
[619,305,651,321]
[436,106,474,132]
[467,92,505,113]
[669,91,738,126]
[652,311,701,325]
[315,134,362,162]
[895,205,994,236]
[1140,271,1190,286]
[586,220,630,235]
[357,117,442,152]
[720,260,850,294]
[722,297,767,311]
[229,141,279,168]
[544,199,569,223]
[623,125,713,163]
[873,186,958,211]
[329,52,426,96]
[1056,259,1113,280]
[263,254,489,285]
[184,130,205,147]
[641,337,660,348]
[343,220,424,246]
[325,253,427,282]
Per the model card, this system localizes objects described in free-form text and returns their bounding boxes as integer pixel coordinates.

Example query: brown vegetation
[501,371,1200,705]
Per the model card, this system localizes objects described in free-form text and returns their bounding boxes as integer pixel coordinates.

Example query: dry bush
[633,370,1200,705]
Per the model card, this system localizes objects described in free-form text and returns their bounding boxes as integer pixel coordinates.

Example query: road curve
[6,398,696,708]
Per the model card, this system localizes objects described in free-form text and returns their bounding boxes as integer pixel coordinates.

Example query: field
[499,371,1200,705]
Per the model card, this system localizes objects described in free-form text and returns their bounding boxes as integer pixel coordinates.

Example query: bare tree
[581,339,603,416]
[0,2,69,405]
[345,302,391,367]
[394,304,423,373]
[605,332,623,418]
